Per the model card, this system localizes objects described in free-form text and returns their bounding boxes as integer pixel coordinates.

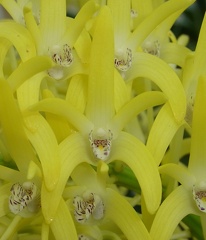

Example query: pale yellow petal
[0,183,12,218]
[42,90,72,143]
[66,74,87,113]
[86,6,115,127]
[41,132,92,223]
[0,39,12,78]
[189,76,206,180]
[8,56,53,92]
[39,0,66,49]
[24,114,60,191]
[161,43,191,67]
[147,103,184,165]
[150,186,198,240]
[0,166,23,183]
[0,215,22,240]
[62,0,98,46]
[107,0,131,47]
[41,222,49,240]
[159,163,195,190]
[74,29,92,63]
[127,53,186,122]
[24,6,41,47]
[109,91,166,137]
[0,21,36,61]
[28,98,93,136]
[131,0,153,25]
[110,131,162,214]
[16,74,43,111]
[0,79,38,173]
[114,69,130,112]
[106,188,151,240]
[50,198,78,240]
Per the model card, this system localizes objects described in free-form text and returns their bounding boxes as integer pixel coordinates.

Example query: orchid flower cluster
[0,0,205,239]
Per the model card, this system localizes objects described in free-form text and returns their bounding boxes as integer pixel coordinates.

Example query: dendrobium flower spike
[1,0,206,239]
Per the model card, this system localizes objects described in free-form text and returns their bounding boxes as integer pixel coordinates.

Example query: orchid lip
[89,128,113,161]
[9,181,40,217]
[192,181,206,213]
[114,48,132,72]
[73,191,104,224]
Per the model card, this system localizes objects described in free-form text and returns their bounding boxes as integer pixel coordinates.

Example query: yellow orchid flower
[28,6,163,218]
[150,76,206,240]
[107,0,194,74]
[0,68,77,239]
[63,162,152,240]
[0,79,43,238]
[0,0,97,80]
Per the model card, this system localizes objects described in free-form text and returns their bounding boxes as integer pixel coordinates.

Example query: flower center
[47,44,73,80]
[89,128,113,161]
[73,191,104,224]
[193,181,206,213]
[49,44,73,67]
[114,48,132,72]
[9,182,40,217]
[143,40,160,57]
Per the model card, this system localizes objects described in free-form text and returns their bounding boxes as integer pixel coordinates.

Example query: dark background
[172,0,206,50]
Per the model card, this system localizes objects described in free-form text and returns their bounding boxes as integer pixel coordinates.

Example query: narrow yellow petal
[66,74,87,113]
[0,21,36,61]
[74,29,92,63]
[86,6,115,127]
[41,133,92,223]
[150,186,198,240]
[24,114,60,191]
[161,43,191,67]
[109,91,166,137]
[131,0,153,25]
[0,166,23,183]
[106,188,151,240]
[24,6,41,47]
[43,90,72,143]
[41,222,49,240]
[16,73,46,111]
[127,53,186,122]
[62,0,98,46]
[189,76,206,180]
[0,39,12,78]
[71,163,97,187]
[159,163,195,190]
[147,103,184,165]
[110,131,162,214]
[50,198,78,240]
[40,0,66,48]
[0,215,22,240]
[0,183,11,218]
[0,79,38,173]
[8,56,53,92]
[29,98,93,136]
[107,0,131,47]
[114,69,130,112]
